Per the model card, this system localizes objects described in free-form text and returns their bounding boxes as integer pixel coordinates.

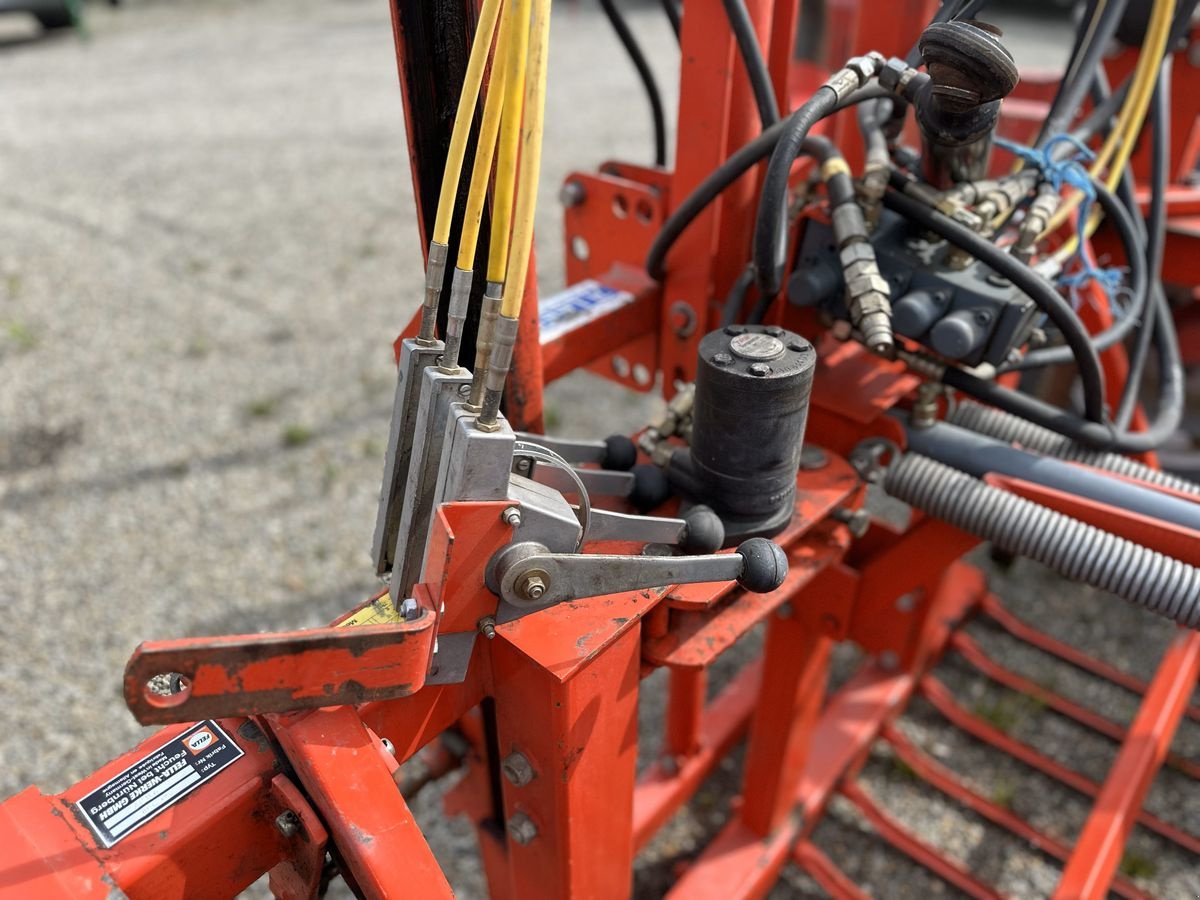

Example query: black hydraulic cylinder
[670,325,816,544]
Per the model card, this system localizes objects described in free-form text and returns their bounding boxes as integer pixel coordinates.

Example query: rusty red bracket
[123,602,437,724]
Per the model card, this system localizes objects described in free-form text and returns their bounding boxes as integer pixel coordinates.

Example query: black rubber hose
[1036,0,1129,147]
[721,0,780,128]
[752,89,839,295]
[1009,176,1147,369]
[882,187,1107,423]
[884,453,1200,629]
[644,84,892,281]
[659,0,681,41]
[598,0,668,167]
[1115,57,1171,429]
[720,266,756,327]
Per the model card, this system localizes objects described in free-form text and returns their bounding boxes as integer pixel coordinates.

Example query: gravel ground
[0,1,1196,898]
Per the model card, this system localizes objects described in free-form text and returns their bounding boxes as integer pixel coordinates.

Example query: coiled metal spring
[884,452,1200,629]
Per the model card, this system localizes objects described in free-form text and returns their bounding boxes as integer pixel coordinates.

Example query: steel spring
[884,453,1200,629]
[948,400,1200,499]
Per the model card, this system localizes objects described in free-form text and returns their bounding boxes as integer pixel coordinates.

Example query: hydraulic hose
[721,0,779,128]
[884,453,1200,629]
[948,400,1200,498]
[599,0,668,166]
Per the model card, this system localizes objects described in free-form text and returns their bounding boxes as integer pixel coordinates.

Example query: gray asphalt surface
[0,1,1196,898]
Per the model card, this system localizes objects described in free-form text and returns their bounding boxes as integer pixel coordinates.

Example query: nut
[275,811,300,838]
[518,573,547,602]
[400,598,422,621]
[501,752,536,787]
[558,181,585,208]
[507,812,538,845]
[501,506,522,527]
[478,616,497,640]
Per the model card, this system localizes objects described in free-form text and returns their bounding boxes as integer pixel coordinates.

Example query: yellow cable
[487,0,530,284]
[431,0,505,247]
[499,0,550,319]
[456,8,514,271]
[1041,0,1174,239]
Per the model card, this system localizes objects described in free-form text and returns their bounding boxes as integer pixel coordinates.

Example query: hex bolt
[400,598,422,621]
[501,752,536,787]
[748,363,771,377]
[478,616,497,640]
[518,573,547,602]
[879,650,900,671]
[895,593,917,613]
[501,506,522,527]
[712,352,733,366]
[799,446,828,470]
[275,811,301,839]
[831,506,871,538]
[559,180,586,208]
[507,812,538,845]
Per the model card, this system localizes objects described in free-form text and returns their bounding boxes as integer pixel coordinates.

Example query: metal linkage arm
[491,537,788,607]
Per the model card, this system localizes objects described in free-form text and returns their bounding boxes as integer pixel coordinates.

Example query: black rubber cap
[602,434,638,471]
[629,463,672,512]
[681,505,725,554]
[735,538,788,593]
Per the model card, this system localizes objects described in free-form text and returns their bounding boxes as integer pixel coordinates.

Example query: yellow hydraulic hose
[487,0,531,285]
[499,0,551,319]
[431,0,505,247]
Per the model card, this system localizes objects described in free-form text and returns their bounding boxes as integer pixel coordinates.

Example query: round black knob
[681,505,725,554]
[629,463,671,512]
[920,21,1018,110]
[602,434,638,471]
[735,538,788,593]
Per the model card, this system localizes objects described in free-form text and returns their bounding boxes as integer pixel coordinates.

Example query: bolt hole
[570,235,590,262]
[635,198,654,224]
[612,194,629,219]
[143,673,192,709]
[632,363,652,387]
[612,355,631,378]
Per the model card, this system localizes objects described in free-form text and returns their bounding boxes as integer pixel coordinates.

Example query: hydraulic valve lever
[490,537,788,608]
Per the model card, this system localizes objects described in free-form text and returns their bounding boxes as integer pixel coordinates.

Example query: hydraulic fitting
[832,200,894,356]
[419,242,449,345]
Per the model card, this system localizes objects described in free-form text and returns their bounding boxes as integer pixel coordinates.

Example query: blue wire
[995,134,1125,308]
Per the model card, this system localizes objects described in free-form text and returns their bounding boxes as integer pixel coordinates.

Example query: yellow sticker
[334,592,402,627]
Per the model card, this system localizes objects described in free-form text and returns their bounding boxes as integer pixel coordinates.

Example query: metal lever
[584,505,725,552]
[490,538,787,608]
[513,432,637,469]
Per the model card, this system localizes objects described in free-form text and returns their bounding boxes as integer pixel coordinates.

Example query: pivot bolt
[507,812,538,845]
[831,506,871,538]
[559,181,586,208]
[400,598,422,621]
[501,752,536,787]
[275,811,300,839]
[518,573,547,602]
[478,616,497,640]
[502,506,522,527]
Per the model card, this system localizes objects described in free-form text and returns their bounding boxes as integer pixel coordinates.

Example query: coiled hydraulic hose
[884,453,1200,629]
[947,400,1200,499]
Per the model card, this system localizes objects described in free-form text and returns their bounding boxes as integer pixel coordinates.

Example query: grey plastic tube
[884,453,1200,629]
[948,400,1200,499]
[903,420,1200,534]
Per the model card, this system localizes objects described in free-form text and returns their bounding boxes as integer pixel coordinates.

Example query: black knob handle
[735,538,788,593]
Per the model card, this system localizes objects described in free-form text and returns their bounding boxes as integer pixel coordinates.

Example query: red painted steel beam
[881,724,1152,900]
[980,595,1200,725]
[951,631,1200,780]
[839,781,1004,900]
[1055,630,1200,900]
[268,706,453,900]
[921,677,1200,856]
[633,661,761,851]
[794,840,872,900]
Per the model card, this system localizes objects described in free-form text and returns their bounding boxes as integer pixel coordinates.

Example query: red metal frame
[2,2,1199,899]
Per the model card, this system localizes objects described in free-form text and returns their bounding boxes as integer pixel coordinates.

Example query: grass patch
[281,423,314,448]
[989,779,1017,810]
[1118,850,1156,880]
[971,689,1044,734]
[4,320,37,352]
[244,395,281,419]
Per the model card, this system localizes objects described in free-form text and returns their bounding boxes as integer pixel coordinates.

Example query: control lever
[584,505,724,552]
[527,459,672,511]
[513,432,638,470]
[490,538,787,608]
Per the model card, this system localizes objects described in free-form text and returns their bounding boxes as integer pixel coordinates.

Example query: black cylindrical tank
[673,324,816,543]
